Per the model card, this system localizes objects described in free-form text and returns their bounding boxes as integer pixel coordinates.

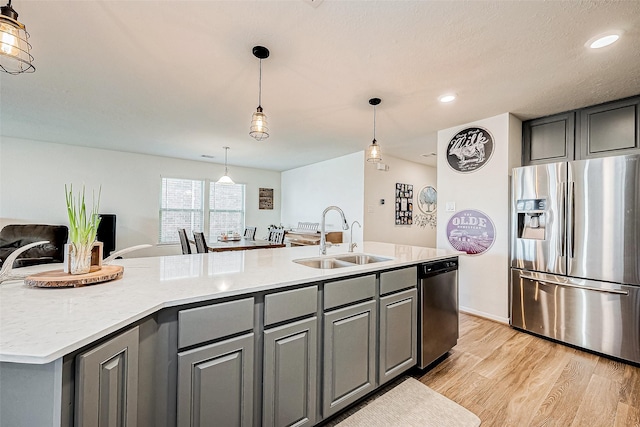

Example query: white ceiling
[1,0,639,171]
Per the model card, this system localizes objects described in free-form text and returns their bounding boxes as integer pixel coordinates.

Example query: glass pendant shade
[249,106,269,141]
[366,140,382,162]
[217,147,235,185]
[0,2,34,74]
[217,174,234,185]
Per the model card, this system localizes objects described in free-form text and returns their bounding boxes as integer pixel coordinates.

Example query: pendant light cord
[258,59,262,107]
[224,147,229,175]
[373,105,377,141]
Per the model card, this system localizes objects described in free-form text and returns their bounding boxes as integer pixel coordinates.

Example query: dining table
[206,237,286,252]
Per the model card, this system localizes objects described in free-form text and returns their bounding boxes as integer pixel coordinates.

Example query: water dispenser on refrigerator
[515,198,547,240]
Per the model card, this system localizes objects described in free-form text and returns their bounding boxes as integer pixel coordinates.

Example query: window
[209,183,245,237]
[159,178,245,244]
[159,178,204,244]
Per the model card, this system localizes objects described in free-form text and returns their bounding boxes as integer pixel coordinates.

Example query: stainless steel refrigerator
[510,154,640,364]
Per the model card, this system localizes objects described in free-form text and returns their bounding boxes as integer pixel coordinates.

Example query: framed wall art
[259,188,273,210]
[395,183,413,225]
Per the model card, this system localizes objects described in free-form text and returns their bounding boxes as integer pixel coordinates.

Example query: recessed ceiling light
[586,31,622,49]
[201,154,215,159]
[421,152,437,157]
[438,94,456,103]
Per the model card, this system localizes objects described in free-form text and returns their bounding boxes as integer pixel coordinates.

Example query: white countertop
[0,242,459,364]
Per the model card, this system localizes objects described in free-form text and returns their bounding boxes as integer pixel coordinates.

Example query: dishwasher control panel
[420,258,458,276]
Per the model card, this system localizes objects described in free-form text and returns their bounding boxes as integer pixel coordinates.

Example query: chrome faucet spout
[320,206,349,255]
[349,220,362,252]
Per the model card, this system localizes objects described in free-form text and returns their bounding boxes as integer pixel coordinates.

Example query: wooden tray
[25,265,124,288]
[217,236,242,242]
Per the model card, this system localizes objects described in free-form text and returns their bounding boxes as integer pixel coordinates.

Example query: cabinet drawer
[178,297,254,349]
[380,267,417,295]
[265,285,318,326]
[324,275,375,310]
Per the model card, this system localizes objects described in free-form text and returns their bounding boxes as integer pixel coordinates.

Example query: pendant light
[0,0,34,74]
[366,98,382,162]
[217,147,235,185]
[249,45,270,141]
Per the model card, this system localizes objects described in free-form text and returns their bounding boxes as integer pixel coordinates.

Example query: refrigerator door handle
[520,274,629,295]
[568,181,575,259]
[560,182,566,258]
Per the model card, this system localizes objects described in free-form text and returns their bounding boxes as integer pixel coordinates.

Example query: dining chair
[177,228,192,255]
[295,222,319,233]
[193,231,209,254]
[268,228,285,245]
[243,226,257,240]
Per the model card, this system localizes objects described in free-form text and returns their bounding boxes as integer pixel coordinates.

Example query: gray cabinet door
[523,112,575,165]
[263,317,317,427]
[323,300,376,417]
[378,289,417,386]
[177,333,254,427]
[578,97,640,159]
[76,326,140,427]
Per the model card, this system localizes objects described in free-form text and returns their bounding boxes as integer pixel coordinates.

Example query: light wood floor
[414,313,640,427]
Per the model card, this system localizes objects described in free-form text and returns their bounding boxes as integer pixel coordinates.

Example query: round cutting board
[25,265,124,288]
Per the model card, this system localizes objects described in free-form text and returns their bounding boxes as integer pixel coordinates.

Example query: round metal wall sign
[417,186,437,214]
[446,209,495,256]
[446,126,494,173]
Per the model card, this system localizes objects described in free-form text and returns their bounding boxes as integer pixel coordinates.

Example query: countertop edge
[1,245,461,364]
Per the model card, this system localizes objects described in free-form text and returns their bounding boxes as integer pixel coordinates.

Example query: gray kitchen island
[0,242,459,427]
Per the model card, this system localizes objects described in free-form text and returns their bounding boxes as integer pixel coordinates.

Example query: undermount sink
[293,258,355,269]
[333,254,391,265]
[293,253,392,269]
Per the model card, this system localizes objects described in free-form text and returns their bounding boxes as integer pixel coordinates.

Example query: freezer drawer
[510,269,640,364]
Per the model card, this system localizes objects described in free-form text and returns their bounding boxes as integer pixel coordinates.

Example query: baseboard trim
[460,306,509,325]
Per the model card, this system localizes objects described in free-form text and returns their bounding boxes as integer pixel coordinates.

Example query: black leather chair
[0,224,69,268]
[177,228,192,254]
[193,232,209,254]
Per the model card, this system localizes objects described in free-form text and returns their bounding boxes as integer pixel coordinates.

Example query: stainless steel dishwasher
[418,257,459,369]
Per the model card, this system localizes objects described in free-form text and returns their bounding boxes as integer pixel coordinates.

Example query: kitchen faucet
[320,206,349,255]
[348,220,362,252]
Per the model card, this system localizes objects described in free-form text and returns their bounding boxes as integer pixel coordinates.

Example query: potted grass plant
[65,184,101,274]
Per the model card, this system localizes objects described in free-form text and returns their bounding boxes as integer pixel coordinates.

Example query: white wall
[281,152,364,246]
[0,136,282,257]
[436,113,521,323]
[364,154,437,247]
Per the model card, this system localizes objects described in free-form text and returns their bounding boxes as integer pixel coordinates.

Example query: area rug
[330,377,481,427]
